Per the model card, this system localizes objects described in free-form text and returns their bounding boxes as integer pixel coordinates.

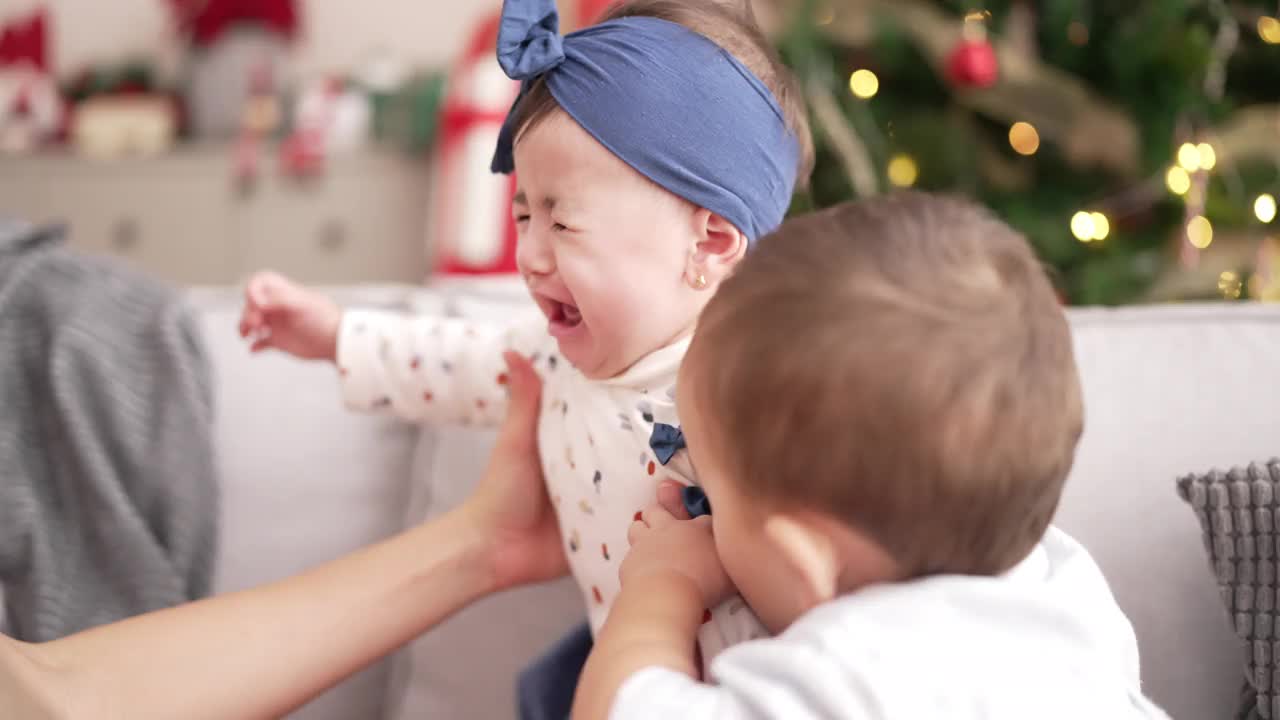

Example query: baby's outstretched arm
[240,271,544,427]
[337,307,538,425]
[239,271,343,361]
[573,486,730,720]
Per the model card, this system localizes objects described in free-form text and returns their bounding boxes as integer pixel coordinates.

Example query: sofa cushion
[1177,462,1280,719]
[193,286,422,720]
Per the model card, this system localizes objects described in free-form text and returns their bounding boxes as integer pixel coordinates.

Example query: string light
[1166,166,1192,196]
[1219,270,1243,299]
[1071,212,1095,242]
[1008,122,1040,156]
[1187,215,1214,249]
[1197,143,1217,170]
[887,154,918,188]
[1089,212,1111,241]
[1070,211,1111,243]
[1256,193,1278,223]
[849,69,879,100]
[1177,143,1202,172]
[1259,16,1280,44]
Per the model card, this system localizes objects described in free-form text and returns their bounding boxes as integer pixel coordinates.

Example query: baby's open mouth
[551,301,583,328]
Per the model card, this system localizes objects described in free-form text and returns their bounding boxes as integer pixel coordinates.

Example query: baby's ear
[690,209,747,285]
[763,513,840,606]
[765,511,901,607]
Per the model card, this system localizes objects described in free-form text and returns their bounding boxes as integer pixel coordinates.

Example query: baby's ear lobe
[764,513,840,605]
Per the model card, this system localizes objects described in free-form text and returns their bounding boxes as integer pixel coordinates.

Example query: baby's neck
[582,319,698,383]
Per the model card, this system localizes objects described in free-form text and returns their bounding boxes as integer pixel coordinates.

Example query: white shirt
[338,310,764,658]
[610,528,1171,720]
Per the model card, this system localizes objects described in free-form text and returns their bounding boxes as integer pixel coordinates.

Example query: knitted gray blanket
[0,222,218,641]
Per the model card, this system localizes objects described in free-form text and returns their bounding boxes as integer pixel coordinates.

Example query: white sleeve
[608,638,879,720]
[336,309,545,428]
[609,668,733,720]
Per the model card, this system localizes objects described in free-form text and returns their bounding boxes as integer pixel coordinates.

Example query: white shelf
[0,144,435,286]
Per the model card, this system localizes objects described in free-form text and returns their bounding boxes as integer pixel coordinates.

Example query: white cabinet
[0,145,432,285]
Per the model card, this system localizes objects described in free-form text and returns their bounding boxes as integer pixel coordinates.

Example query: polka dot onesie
[337,309,766,668]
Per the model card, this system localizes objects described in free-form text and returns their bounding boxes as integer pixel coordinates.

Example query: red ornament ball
[946,39,999,88]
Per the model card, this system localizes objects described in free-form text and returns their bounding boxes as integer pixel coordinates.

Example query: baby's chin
[555,330,640,381]
[557,338,613,380]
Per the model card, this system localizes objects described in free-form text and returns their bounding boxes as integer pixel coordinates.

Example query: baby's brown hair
[685,193,1083,577]
[509,0,815,187]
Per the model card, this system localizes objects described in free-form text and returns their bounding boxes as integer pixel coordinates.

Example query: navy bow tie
[649,423,710,517]
[649,422,686,465]
[682,485,712,518]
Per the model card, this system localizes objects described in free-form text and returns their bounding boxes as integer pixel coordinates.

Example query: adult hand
[461,351,570,590]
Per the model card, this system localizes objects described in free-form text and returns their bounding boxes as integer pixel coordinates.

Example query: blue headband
[490,0,800,241]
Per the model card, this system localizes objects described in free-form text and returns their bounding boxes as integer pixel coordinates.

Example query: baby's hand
[239,271,343,362]
[623,502,733,608]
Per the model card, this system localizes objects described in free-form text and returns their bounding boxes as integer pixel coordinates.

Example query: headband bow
[495,2,564,78]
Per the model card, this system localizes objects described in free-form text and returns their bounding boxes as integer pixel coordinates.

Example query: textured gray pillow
[1177,460,1280,720]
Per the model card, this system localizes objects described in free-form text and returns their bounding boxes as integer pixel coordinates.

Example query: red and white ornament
[0,69,60,154]
[0,8,59,154]
[430,0,617,281]
[430,11,522,278]
[278,76,371,178]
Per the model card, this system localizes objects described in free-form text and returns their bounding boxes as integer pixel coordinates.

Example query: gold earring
[693,273,708,290]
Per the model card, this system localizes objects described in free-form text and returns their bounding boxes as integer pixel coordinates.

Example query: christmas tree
[769,0,1280,305]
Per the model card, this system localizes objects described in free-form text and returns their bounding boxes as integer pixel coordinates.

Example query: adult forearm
[15,507,496,720]
[0,639,61,719]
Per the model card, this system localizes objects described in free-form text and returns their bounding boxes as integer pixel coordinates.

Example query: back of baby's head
[509,0,814,184]
[686,192,1083,578]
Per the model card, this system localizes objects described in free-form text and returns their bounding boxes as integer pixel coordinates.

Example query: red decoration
[166,0,299,47]
[0,9,47,71]
[276,74,370,179]
[428,1,620,280]
[575,0,618,26]
[11,87,31,116]
[946,38,999,88]
[431,11,522,279]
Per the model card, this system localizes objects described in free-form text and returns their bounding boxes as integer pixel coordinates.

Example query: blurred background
[1,6,1276,718]
[1,0,1278,304]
